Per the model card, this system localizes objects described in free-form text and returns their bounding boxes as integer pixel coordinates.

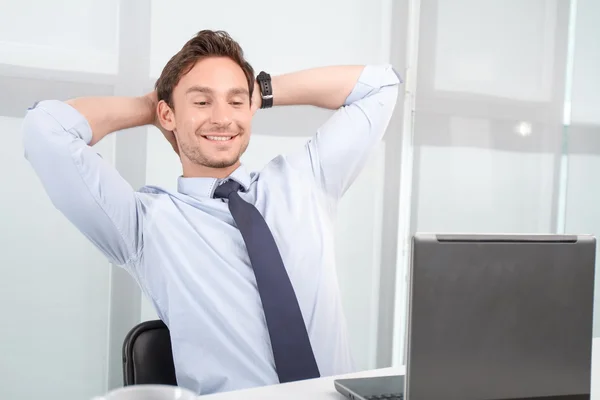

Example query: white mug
[92,384,197,400]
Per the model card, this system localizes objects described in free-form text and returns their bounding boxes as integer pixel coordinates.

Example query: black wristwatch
[256,71,273,109]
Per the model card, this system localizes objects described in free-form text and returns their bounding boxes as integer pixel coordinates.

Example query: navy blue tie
[213,180,320,383]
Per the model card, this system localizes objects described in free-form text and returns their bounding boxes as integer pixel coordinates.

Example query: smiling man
[21,30,401,395]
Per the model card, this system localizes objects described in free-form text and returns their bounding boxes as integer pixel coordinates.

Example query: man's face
[168,57,252,171]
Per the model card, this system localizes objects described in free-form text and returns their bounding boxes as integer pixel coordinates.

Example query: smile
[202,135,236,142]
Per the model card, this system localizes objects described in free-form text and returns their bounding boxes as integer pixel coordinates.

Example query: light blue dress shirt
[22,64,401,395]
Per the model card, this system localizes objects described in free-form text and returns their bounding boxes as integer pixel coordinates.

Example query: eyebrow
[186,86,249,97]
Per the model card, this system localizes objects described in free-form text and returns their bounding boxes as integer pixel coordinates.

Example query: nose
[210,101,232,125]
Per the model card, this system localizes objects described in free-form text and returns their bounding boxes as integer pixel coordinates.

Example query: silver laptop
[335,233,595,400]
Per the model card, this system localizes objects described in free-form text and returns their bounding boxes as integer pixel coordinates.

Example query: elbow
[378,77,401,106]
[21,108,66,169]
[21,100,92,162]
[21,108,62,166]
[21,109,44,162]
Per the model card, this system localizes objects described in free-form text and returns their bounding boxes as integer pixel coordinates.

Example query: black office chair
[122,319,177,386]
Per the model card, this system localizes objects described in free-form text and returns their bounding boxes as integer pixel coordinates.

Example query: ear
[157,100,176,131]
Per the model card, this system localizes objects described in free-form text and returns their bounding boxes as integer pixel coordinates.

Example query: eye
[194,101,209,106]
[230,101,244,106]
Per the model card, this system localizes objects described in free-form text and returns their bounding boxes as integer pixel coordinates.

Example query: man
[22,30,401,395]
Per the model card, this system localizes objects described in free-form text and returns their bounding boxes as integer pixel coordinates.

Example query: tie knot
[213,179,243,199]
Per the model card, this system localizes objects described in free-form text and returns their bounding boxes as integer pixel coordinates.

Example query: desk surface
[201,367,403,399]
[202,337,600,399]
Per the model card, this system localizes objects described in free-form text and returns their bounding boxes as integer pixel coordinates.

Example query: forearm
[270,66,365,110]
[66,95,154,145]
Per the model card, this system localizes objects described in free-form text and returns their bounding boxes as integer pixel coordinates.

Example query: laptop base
[334,375,405,400]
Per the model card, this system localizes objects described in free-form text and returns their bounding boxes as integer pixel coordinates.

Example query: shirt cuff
[29,100,93,144]
[343,64,403,106]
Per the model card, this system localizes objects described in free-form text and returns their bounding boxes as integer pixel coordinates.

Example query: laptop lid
[405,233,595,400]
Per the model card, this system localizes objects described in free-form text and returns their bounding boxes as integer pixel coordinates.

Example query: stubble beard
[180,135,249,169]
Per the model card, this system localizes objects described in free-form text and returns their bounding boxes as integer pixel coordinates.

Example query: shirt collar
[177,164,252,199]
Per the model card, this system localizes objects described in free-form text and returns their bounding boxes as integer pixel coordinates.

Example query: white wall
[570,0,600,126]
[415,147,555,234]
[433,0,557,102]
[0,0,119,73]
[0,117,115,399]
[149,0,390,79]
[141,0,394,372]
[410,0,564,234]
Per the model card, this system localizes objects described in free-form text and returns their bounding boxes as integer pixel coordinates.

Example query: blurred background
[0,0,598,399]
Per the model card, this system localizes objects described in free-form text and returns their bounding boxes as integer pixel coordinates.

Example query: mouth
[201,134,238,142]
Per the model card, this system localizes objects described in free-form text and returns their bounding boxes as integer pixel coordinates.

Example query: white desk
[201,338,600,399]
[201,367,403,399]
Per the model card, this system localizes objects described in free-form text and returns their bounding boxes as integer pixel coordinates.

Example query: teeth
[206,136,232,141]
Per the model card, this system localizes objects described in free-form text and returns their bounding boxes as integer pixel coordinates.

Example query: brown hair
[155,30,255,108]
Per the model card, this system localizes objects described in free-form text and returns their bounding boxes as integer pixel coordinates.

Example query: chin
[206,157,240,169]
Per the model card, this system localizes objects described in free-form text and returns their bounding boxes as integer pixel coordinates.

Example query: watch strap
[256,71,273,109]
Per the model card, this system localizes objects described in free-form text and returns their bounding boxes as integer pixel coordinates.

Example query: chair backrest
[122,319,177,386]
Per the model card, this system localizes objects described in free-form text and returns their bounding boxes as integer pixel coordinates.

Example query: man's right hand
[144,91,179,156]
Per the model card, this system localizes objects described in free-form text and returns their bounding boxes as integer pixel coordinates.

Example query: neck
[181,160,241,179]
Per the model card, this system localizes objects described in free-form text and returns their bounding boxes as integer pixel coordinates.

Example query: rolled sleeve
[29,100,94,143]
[343,64,403,106]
